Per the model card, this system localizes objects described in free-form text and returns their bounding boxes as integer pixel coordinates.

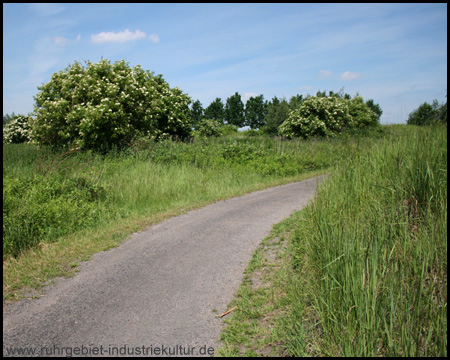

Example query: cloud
[340,71,363,81]
[91,29,146,44]
[148,34,160,44]
[29,3,65,16]
[53,34,81,46]
[318,70,333,78]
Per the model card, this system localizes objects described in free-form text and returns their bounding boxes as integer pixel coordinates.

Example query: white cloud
[148,34,160,44]
[29,3,65,17]
[91,29,146,44]
[53,34,81,46]
[318,70,333,78]
[53,37,70,46]
[340,71,363,81]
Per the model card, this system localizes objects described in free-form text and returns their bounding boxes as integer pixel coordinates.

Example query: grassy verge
[217,124,447,357]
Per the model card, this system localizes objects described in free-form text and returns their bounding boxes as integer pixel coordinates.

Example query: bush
[3,115,33,144]
[348,96,379,128]
[32,59,192,152]
[407,100,447,126]
[279,97,350,139]
[279,96,379,139]
[194,118,222,138]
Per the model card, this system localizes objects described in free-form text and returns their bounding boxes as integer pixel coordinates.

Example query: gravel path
[3,175,326,357]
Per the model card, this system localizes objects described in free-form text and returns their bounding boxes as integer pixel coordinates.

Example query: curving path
[3,175,326,357]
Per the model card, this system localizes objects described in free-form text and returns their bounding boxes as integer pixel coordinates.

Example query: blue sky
[3,3,447,124]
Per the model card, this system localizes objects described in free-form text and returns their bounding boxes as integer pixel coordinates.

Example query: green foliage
[204,97,225,124]
[288,94,304,110]
[407,99,447,126]
[3,174,107,258]
[225,92,245,127]
[3,114,33,144]
[244,94,267,129]
[262,97,290,136]
[365,98,383,121]
[190,99,204,129]
[3,112,17,125]
[279,96,350,139]
[279,96,379,139]
[348,96,379,128]
[194,118,222,138]
[32,59,192,151]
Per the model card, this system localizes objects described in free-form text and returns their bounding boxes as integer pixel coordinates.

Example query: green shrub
[194,118,222,138]
[32,59,192,152]
[279,96,379,139]
[407,100,447,126]
[3,115,33,144]
[3,174,108,258]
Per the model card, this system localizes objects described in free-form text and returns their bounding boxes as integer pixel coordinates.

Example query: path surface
[3,176,326,357]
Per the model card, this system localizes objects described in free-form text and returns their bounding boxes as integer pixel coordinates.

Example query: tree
[225,92,245,127]
[407,102,435,126]
[262,96,289,136]
[32,59,192,151]
[3,112,16,126]
[190,100,204,129]
[288,94,303,110]
[204,98,224,124]
[365,99,383,121]
[348,97,379,128]
[244,94,267,129]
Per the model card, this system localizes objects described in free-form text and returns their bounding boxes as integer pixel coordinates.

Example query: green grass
[217,124,447,357]
[3,132,352,301]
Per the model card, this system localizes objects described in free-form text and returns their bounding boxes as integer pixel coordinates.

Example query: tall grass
[284,125,447,356]
[3,134,351,259]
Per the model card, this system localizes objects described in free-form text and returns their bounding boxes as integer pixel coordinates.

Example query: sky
[3,3,447,124]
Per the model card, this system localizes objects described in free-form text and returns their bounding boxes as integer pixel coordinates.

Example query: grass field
[218,124,447,357]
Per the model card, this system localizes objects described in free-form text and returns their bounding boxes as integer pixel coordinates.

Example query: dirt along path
[3,175,326,357]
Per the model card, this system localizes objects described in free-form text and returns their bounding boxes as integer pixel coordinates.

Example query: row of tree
[189,88,383,135]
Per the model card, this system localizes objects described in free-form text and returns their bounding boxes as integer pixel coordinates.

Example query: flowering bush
[194,118,222,138]
[3,114,33,144]
[32,59,192,151]
[279,96,378,138]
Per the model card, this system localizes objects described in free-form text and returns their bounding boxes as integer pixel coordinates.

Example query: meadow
[218,124,447,357]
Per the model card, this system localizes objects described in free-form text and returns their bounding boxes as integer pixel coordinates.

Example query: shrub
[279,97,351,139]
[194,118,222,138]
[279,96,379,139]
[349,96,379,128]
[3,114,33,144]
[407,100,447,126]
[32,59,192,152]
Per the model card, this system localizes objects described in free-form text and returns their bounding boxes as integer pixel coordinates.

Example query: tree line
[189,88,383,135]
